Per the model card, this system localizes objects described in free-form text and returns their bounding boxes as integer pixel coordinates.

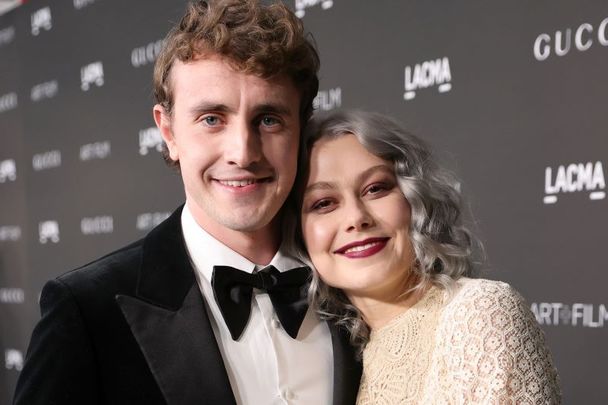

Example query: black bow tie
[211,265,311,341]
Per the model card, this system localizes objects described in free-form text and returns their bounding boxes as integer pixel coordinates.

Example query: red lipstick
[334,237,390,259]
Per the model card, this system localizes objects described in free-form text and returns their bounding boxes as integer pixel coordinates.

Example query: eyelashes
[306,181,396,214]
[196,114,284,131]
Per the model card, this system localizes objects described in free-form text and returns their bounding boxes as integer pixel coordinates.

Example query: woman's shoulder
[433,277,562,402]
[439,277,536,336]
[445,277,524,312]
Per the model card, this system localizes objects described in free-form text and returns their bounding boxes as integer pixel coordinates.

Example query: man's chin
[215,209,275,232]
[219,219,272,233]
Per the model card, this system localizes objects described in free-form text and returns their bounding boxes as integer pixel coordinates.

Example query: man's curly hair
[153,0,320,168]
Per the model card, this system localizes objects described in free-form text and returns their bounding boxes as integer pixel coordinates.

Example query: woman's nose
[345,200,374,232]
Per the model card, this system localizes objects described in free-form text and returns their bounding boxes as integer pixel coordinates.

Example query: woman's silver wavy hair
[284,109,479,351]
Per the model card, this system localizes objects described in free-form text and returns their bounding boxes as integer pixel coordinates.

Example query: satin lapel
[117,206,236,405]
[329,322,362,405]
[116,287,235,405]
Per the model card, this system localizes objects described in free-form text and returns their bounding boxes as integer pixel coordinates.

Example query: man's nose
[225,122,262,168]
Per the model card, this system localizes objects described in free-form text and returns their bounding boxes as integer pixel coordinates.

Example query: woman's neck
[347,274,428,330]
[351,289,425,330]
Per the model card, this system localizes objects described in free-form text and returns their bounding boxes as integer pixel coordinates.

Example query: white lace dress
[357,278,561,404]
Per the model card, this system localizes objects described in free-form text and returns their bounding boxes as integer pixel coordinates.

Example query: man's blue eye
[204,116,219,125]
[261,116,278,126]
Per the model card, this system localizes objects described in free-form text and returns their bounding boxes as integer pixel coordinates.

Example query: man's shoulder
[55,205,184,291]
[55,237,145,296]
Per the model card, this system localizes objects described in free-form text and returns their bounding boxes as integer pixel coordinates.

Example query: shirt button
[281,388,295,401]
[271,317,281,329]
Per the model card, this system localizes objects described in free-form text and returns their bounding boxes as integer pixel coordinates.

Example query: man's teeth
[344,241,381,254]
[220,179,256,187]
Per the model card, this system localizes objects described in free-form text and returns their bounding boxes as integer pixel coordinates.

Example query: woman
[288,110,561,404]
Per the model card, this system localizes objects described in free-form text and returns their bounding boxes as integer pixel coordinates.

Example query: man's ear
[153,104,179,161]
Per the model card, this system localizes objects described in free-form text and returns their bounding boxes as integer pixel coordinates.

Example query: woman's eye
[311,199,333,211]
[367,183,388,194]
[365,183,391,195]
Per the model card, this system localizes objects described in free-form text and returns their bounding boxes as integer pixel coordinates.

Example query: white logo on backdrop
[131,39,164,68]
[534,17,608,61]
[139,127,163,155]
[314,87,342,111]
[404,57,452,101]
[81,216,114,235]
[0,92,18,113]
[543,161,605,204]
[31,7,52,36]
[5,349,23,371]
[136,212,171,231]
[0,226,21,242]
[39,221,60,244]
[32,150,61,171]
[73,0,97,10]
[81,61,104,91]
[0,26,15,47]
[531,302,608,328]
[0,159,17,182]
[80,141,111,161]
[0,288,25,304]
[31,80,59,102]
[294,0,333,18]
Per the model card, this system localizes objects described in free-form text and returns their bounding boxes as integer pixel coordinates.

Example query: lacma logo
[404,57,452,101]
[0,288,25,304]
[80,141,111,161]
[0,26,15,47]
[0,92,18,113]
[81,216,114,235]
[131,39,164,68]
[136,212,170,231]
[543,161,605,204]
[5,349,23,371]
[139,127,163,155]
[31,7,52,36]
[0,226,21,242]
[534,17,608,61]
[531,302,608,328]
[32,150,61,171]
[31,80,59,102]
[74,0,97,10]
[314,87,342,111]
[81,61,104,91]
[0,159,17,182]
[39,220,60,244]
[294,0,333,18]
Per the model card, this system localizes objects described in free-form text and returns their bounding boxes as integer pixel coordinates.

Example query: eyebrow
[188,102,233,119]
[252,103,293,117]
[303,164,394,195]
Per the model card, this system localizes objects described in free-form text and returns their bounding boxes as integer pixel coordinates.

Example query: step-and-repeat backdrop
[1,0,606,403]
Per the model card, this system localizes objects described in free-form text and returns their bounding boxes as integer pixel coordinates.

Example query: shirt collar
[181,202,303,284]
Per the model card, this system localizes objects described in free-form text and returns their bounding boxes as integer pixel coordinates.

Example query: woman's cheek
[303,217,333,262]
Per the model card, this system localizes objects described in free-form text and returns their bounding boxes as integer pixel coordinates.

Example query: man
[13,1,361,404]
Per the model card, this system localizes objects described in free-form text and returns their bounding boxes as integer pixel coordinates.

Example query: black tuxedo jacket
[13,206,361,405]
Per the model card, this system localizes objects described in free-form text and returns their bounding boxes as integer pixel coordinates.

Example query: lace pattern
[356,278,561,404]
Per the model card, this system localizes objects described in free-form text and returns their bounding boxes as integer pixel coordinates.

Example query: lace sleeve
[431,280,561,404]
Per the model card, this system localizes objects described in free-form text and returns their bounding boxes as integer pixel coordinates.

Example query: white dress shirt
[181,204,333,405]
